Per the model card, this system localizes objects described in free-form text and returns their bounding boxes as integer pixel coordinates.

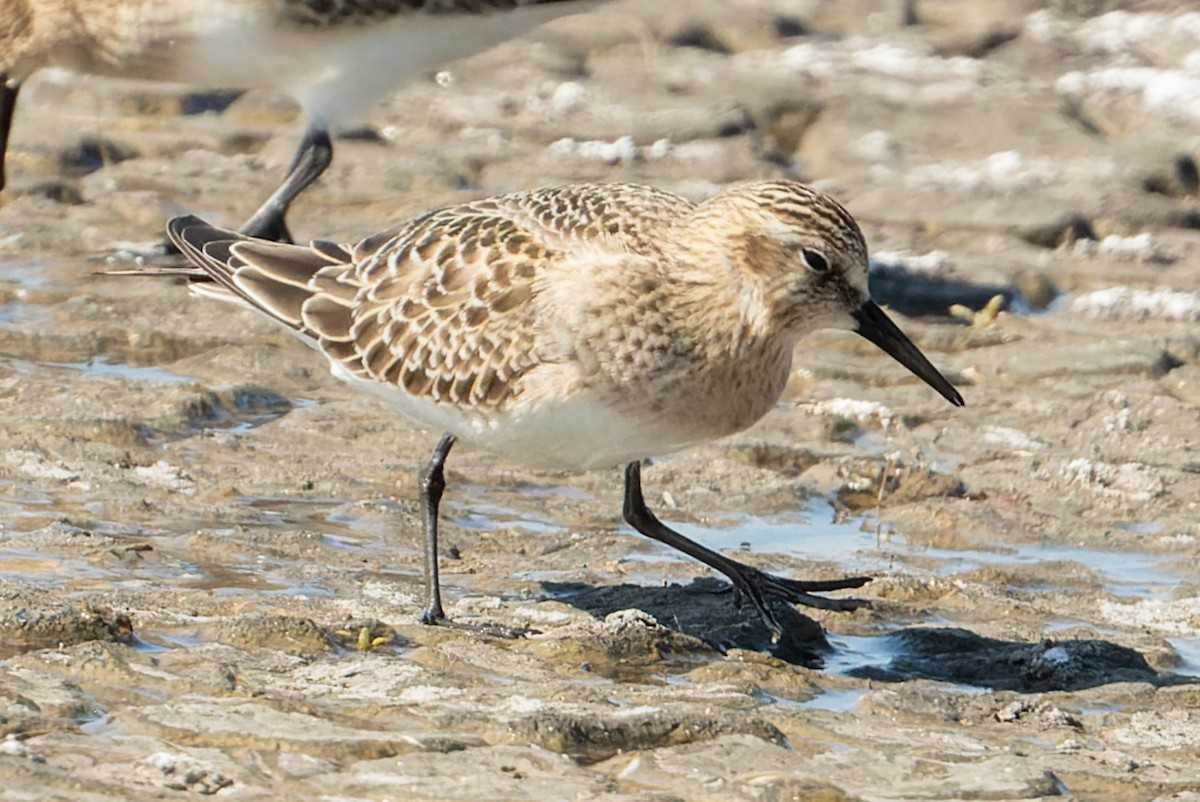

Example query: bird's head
[701,181,963,407]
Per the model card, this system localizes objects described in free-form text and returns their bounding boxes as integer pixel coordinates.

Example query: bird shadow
[541,578,1198,693]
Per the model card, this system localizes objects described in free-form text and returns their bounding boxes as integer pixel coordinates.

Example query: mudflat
[0,1,1198,799]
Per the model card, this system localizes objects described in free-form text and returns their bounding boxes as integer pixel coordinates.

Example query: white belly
[332,363,707,470]
[331,348,792,471]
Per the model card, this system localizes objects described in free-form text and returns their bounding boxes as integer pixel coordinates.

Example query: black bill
[851,300,964,407]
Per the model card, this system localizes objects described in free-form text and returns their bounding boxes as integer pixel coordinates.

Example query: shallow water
[3,6,1200,796]
[0,260,54,288]
[618,502,885,571]
[1168,637,1200,673]
[449,500,563,535]
[0,440,1185,640]
[0,263,1180,623]
[647,500,1185,599]
[0,302,50,326]
[822,632,900,675]
[0,253,1189,794]
[45,356,196,385]
[796,686,869,712]
[0,548,115,585]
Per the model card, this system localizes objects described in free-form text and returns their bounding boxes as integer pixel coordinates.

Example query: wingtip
[165,215,249,258]
[165,213,208,235]
[165,214,208,249]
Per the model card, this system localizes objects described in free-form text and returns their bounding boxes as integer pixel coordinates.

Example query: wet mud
[2,0,1200,799]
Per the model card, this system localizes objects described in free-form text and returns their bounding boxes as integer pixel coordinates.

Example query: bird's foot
[726,566,872,639]
[419,606,446,627]
[418,605,536,639]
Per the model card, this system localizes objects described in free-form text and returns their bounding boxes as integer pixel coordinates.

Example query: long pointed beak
[851,300,964,407]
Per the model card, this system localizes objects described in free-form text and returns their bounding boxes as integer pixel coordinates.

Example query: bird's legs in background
[237,125,334,243]
[0,74,22,192]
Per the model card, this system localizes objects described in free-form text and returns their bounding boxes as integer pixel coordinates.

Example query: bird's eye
[800,248,830,274]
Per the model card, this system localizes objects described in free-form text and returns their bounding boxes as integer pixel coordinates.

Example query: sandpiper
[161,180,964,635]
[0,0,590,243]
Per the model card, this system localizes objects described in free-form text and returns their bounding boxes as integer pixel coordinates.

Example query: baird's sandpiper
[0,0,590,243]
[161,180,964,635]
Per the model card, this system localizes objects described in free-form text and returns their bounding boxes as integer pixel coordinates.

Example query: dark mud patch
[545,577,840,667]
[843,627,1190,692]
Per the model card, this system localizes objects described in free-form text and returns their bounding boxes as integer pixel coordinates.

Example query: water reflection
[45,356,195,385]
[632,500,1184,600]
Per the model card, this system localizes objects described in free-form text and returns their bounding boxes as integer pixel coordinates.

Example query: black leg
[622,461,871,637]
[419,433,457,625]
[237,125,333,243]
[0,74,22,192]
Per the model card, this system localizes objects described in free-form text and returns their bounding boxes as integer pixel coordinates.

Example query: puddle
[153,633,204,650]
[132,636,173,654]
[447,480,592,536]
[0,303,50,327]
[205,395,320,436]
[823,632,901,676]
[174,562,294,595]
[1167,637,1200,674]
[448,497,565,535]
[12,353,318,435]
[0,548,117,585]
[45,356,195,385]
[264,583,336,598]
[76,707,110,735]
[635,500,1183,600]
[0,261,53,289]
[236,496,411,554]
[797,687,869,712]
[321,530,379,551]
[908,543,1175,598]
[639,501,886,568]
[0,498,363,596]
